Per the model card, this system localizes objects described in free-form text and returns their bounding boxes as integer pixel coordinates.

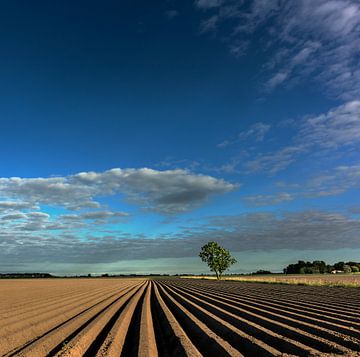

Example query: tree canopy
[283,260,360,274]
[199,241,237,280]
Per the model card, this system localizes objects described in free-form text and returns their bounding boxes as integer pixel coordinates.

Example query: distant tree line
[251,270,273,275]
[284,261,360,274]
[0,273,55,279]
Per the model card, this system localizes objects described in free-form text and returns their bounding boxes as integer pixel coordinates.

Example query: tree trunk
[215,271,219,280]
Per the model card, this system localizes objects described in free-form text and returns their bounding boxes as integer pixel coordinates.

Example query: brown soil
[0,278,360,356]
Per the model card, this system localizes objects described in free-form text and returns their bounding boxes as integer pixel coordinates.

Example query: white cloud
[1,210,359,266]
[80,211,128,220]
[0,168,236,215]
[239,122,271,142]
[244,192,294,207]
[26,212,50,220]
[1,213,27,220]
[0,201,37,211]
[245,100,360,174]
[245,145,305,175]
[245,164,360,206]
[297,100,360,149]
[218,122,271,148]
[196,0,360,99]
[73,168,236,213]
[266,71,289,90]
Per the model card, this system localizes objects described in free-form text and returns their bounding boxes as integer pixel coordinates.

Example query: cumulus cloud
[53,211,129,227]
[1,213,27,220]
[80,211,128,220]
[0,201,38,211]
[72,168,236,214]
[203,211,360,251]
[26,212,50,220]
[349,206,360,214]
[0,168,235,215]
[196,0,360,99]
[1,210,359,266]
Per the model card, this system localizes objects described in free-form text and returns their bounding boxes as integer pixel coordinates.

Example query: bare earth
[0,278,360,356]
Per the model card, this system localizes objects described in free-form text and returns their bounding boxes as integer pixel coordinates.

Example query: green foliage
[199,241,237,280]
[284,260,360,274]
[334,262,345,271]
[251,270,272,275]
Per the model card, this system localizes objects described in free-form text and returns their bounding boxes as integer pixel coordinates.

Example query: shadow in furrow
[157,285,234,357]
[120,288,146,357]
[150,283,187,357]
[174,286,348,355]
[45,285,139,357]
[164,286,281,357]
[83,285,143,357]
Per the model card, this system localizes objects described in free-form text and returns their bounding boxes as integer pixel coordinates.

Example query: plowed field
[1,278,359,356]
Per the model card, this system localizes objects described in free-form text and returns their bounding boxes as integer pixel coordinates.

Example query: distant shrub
[351,266,359,273]
[343,265,352,274]
[252,270,272,275]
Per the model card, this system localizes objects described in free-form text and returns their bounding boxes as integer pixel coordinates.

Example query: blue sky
[0,0,359,274]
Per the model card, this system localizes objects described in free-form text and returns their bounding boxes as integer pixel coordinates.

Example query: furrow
[157,284,245,356]
[158,283,278,356]
[151,281,201,356]
[6,282,140,357]
[182,281,360,319]
[95,282,147,356]
[52,281,146,357]
[175,283,360,344]
[166,283,357,355]
[215,283,360,312]
[164,283,348,356]
[138,281,158,357]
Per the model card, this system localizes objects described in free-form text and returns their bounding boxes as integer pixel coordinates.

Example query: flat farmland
[184,274,360,287]
[1,278,360,356]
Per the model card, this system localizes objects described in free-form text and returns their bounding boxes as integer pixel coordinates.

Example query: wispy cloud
[218,122,271,148]
[195,0,222,9]
[297,100,360,149]
[245,145,305,175]
[196,0,360,99]
[245,100,360,174]
[244,192,294,207]
[245,164,360,206]
[164,10,179,19]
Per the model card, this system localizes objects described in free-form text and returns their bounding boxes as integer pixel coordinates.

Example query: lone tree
[199,241,237,280]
